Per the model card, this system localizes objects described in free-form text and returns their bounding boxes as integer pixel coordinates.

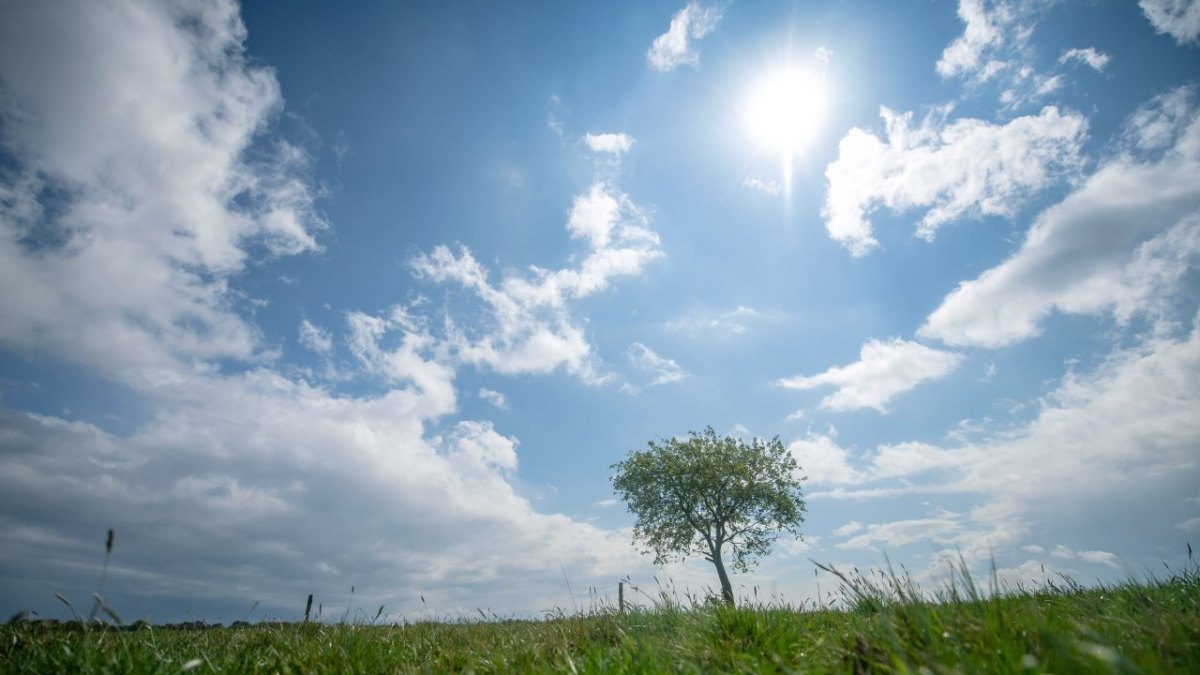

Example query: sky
[1,0,1199,624]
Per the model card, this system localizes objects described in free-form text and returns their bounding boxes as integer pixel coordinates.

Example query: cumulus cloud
[584,132,634,156]
[921,87,1200,348]
[808,318,1200,577]
[822,105,1086,256]
[1140,0,1200,45]
[788,432,970,490]
[647,2,722,72]
[0,0,325,388]
[776,339,964,412]
[411,182,662,382]
[0,376,642,621]
[787,431,863,486]
[1059,47,1111,71]
[344,310,457,418]
[956,322,1200,527]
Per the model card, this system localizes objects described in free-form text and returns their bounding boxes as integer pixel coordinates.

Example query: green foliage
[610,426,806,603]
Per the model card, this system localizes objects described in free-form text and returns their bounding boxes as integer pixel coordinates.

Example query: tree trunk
[711,544,735,606]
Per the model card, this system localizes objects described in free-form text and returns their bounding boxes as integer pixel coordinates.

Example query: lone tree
[610,426,806,606]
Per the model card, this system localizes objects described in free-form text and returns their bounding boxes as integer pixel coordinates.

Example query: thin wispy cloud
[664,305,773,337]
[743,174,782,196]
[623,342,688,394]
[936,0,1105,106]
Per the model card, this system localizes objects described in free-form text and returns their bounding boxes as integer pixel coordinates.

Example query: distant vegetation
[4,553,1197,673]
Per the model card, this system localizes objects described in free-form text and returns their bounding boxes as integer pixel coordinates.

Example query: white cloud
[665,305,773,337]
[787,432,863,486]
[0,0,325,388]
[1022,544,1045,554]
[832,520,864,537]
[935,321,1200,569]
[1051,544,1120,568]
[936,0,1012,80]
[936,1,1095,107]
[0,375,644,620]
[299,320,333,355]
[994,559,1055,589]
[624,343,688,393]
[921,87,1200,348]
[411,182,661,382]
[1059,47,1110,71]
[584,132,634,156]
[777,535,820,557]
[742,174,782,196]
[812,319,1200,524]
[789,311,1200,582]
[1140,0,1200,45]
[838,513,966,550]
[478,387,508,410]
[776,339,964,412]
[868,441,969,480]
[647,2,722,72]
[822,105,1086,256]
[594,498,618,509]
[789,432,971,491]
[344,310,457,418]
[440,420,518,473]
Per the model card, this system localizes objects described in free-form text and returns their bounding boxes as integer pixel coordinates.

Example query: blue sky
[1,0,1199,623]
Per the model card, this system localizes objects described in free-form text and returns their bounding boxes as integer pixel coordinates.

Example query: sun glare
[744,66,827,157]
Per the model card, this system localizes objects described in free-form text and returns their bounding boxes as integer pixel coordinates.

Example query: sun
[744,66,827,157]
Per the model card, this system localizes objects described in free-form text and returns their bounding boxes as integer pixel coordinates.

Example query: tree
[610,426,806,606]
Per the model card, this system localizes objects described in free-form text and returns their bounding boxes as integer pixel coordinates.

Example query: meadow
[2,556,1197,673]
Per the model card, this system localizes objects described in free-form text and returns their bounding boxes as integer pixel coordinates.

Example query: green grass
[3,562,1197,673]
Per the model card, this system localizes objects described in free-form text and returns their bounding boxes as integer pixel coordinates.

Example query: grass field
[3,559,1197,673]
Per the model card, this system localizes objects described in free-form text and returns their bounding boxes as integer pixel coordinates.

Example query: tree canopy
[610,426,806,605]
